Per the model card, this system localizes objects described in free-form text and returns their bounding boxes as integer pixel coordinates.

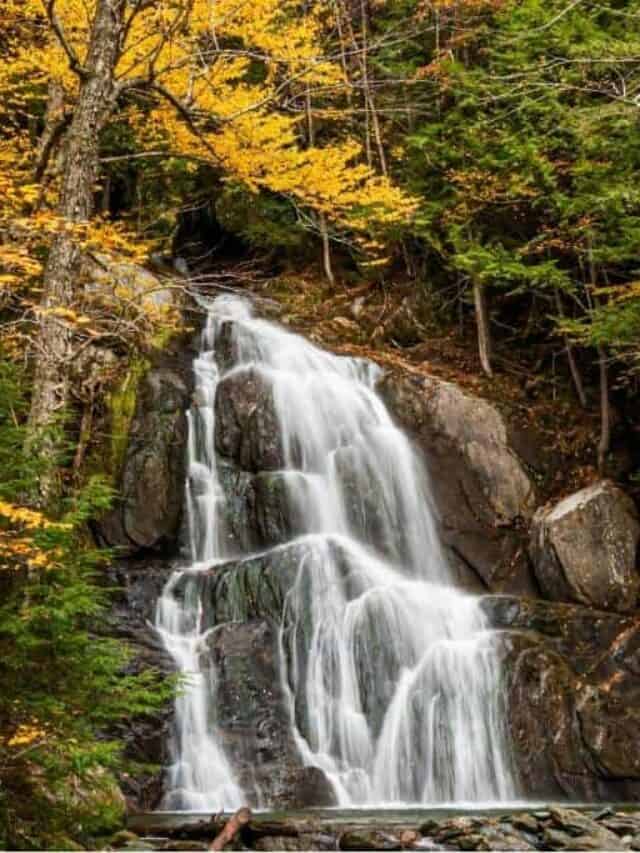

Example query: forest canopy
[1,0,640,846]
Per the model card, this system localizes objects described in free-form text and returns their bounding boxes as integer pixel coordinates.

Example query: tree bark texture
[473,279,493,378]
[28,0,124,501]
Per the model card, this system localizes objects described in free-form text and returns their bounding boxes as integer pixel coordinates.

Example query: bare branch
[44,0,88,78]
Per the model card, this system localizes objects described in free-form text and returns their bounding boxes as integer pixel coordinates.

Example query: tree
[1,0,415,499]
[0,361,171,849]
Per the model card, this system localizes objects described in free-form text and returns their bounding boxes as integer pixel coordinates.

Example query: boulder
[169,538,346,628]
[204,619,336,809]
[98,366,191,555]
[214,464,307,552]
[377,372,539,593]
[485,594,640,800]
[530,481,640,612]
[215,367,285,472]
[245,470,305,548]
[84,254,177,313]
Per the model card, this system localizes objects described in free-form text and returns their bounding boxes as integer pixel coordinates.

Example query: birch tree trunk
[473,279,493,377]
[305,85,335,285]
[27,0,123,502]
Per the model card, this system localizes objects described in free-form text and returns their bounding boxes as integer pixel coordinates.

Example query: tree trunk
[554,287,587,407]
[27,0,123,502]
[305,85,335,286]
[473,279,493,377]
[34,80,67,209]
[597,343,610,476]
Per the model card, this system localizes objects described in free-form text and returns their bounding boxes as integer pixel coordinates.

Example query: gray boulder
[377,371,539,593]
[530,481,640,612]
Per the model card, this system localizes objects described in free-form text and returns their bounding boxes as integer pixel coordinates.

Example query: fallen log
[209,807,252,851]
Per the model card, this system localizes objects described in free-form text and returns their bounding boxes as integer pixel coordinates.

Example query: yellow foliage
[0,0,415,359]
[0,501,71,572]
[7,722,46,748]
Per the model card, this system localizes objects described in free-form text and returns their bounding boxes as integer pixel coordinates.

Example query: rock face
[215,368,284,472]
[98,364,192,555]
[483,595,640,800]
[103,561,177,810]
[103,305,640,814]
[377,372,539,594]
[204,619,335,809]
[530,481,640,613]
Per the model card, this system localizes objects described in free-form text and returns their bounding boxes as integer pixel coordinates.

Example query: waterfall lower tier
[154,294,517,810]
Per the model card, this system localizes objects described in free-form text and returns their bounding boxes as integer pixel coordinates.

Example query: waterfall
[155,293,517,811]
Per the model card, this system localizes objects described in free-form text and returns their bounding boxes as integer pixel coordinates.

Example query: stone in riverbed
[601,815,640,836]
[338,829,402,850]
[511,814,539,833]
[530,480,640,613]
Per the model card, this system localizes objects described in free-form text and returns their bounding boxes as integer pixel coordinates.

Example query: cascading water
[155,293,517,811]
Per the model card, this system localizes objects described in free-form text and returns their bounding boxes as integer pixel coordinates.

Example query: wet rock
[215,466,309,552]
[339,829,402,850]
[432,817,484,842]
[214,461,256,552]
[530,480,640,612]
[549,807,605,836]
[457,835,489,851]
[103,561,175,811]
[254,838,313,852]
[543,827,627,851]
[601,815,640,836]
[111,830,141,848]
[98,367,191,555]
[333,445,404,562]
[501,632,596,799]
[578,688,640,780]
[197,543,302,625]
[531,811,550,820]
[511,814,539,833]
[475,830,533,851]
[214,320,240,371]
[480,595,638,677]
[215,367,284,472]
[203,619,335,809]
[377,371,538,594]
[248,471,303,546]
[481,591,640,799]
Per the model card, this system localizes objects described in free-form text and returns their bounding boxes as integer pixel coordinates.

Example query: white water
[155,294,517,810]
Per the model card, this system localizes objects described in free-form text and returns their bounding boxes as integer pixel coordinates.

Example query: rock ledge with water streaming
[377,371,539,595]
[483,594,640,800]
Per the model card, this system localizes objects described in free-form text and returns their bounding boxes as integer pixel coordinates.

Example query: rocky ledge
[119,806,640,851]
